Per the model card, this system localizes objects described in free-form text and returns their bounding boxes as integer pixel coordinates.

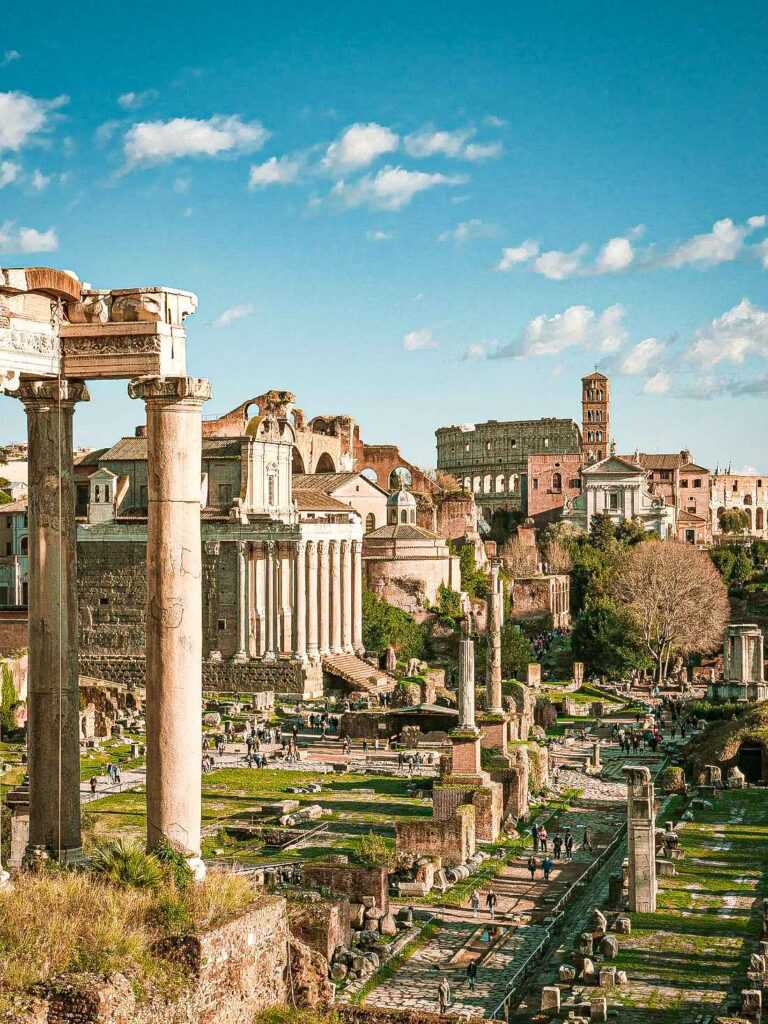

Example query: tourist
[553,833,563,859]
[398,751,404,770]
[362,738,369,756]
[583,826,593,853]
[564,829,574,861]
[485,890,498,919]
[114,765,122,785]
[538,826,549,852]
[438,976,451,1015]
[89,775,98,796]
[531,823,540,852]
[466,958,478,990]
[542,855,554,881]
[470,889,480,916]
[527,855,538,881]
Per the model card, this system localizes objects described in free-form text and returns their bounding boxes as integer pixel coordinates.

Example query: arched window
[744,507,753,529]
[472,476,481,493]
[495,474,505,493]
[744,494,753,505]
[757,508,765,530]
[463,476,471,492]
[483,474,492,493]
[365,512,376,533]
[400,509,408,524]
[20,536,28,555]
[268,475,276,506]
[597,431,602,442]
[552,472,562,491]
[508,474,517,493]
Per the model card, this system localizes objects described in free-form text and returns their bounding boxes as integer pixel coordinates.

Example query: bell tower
[581,371,610,464]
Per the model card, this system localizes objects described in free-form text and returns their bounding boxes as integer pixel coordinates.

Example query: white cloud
[533,244,589,280]
[367,229,394,241]
[30,169,50,191]
[173,176,190,193]
[497,304,627,358]
[403,328,438,351]
[688,298,768,367]
[483,115,506,127]
[462,340,498,360]
[663,216,763,268]
[438,219,497,243]
[122,115,269,170]
[404,127,472,159]
[117,89,158,111]
[496,239,539,270]
[0,160,19,188]
[323,123,398,173]
[1,50,21,67]
[248,155,302,188]
[0,222,58,253]
[643,370,671,394]
[0,91,68,152]
[596,235,634,273]
[213,303,255,328]
[754,238,768,270]
[331,166,465,212]
[463,141,503,161]
[621,337,665,375]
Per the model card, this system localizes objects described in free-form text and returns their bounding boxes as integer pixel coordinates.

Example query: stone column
[330,540,342,652]
[294,541,307,661]
[234,540,248,661]
[624,765,657,913]
[18,378,89,862]
[352,540,364,654]
[128,377,210,864]
[306,541,318,659]
[264,540,276,661]
[486,559,503,713]
[341,540,353,652]
[458,633,477,731]
[318,540,330,655]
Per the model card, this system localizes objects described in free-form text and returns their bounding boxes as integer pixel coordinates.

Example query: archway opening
[389,466,412,490]
[360,467,378,484]
[292,449,306,474]
[737,743,764,783]
[315,452,336,473]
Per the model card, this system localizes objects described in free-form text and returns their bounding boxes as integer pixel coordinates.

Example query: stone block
[741,989,762,1021]
[597,966,616,988]
[540,986,561,1014]
[599,935,619,959]
[614,916,631,935]
[581,958,596,983]
[590,996,608,1022]
[559,964,577,982]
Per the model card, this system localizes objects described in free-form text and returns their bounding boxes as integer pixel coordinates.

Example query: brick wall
[79,654,307,695]
[287,896,350,961]
[302,862,390,913]
[395,806,475,867]
[0,612,27,655]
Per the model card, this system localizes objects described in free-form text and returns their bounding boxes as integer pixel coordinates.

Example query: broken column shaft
[486,559,503,713]
[129,376,211,860]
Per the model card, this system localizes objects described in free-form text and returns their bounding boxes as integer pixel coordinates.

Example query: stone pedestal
[18,379,89,861]
[527,663,541,687]
[624,765,657,913]
[129,376,210,861]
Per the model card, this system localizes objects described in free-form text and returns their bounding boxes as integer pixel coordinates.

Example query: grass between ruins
[591,788,768,1016]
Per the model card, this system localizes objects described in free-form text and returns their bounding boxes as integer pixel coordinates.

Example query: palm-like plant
[91,838,163,890]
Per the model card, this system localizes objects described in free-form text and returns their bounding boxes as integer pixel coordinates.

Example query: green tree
[436,583,461,618]
[361,590,427,663]
[571,598,648,677]
[710,545,737,582]
[719,508,750,534]
[0,662,17,734]
[752,539,768,566]
[500,624,534,680]
[568,541,618,615]
[731,547,755,586]
[456,544,488,598]
[614,517,649,546]
[589,511,616,550]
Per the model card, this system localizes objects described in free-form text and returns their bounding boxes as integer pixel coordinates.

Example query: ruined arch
[390,466,412,489]
[495,473,505,493]
[315,452,336,473]
[744,507,753,529]
[757,508,764,531]
[292,448,306,474]
[360,467,378,484]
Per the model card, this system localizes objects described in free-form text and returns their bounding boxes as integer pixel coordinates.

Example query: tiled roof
[678,509,707,524]
[74,447,109,466]
[0,497,28,514]
[680,462,710,474]
[293,472,388,495]
[102,436,242,461]
[636,453,686,470]
[365,523,440,541]
[293,490,352,512]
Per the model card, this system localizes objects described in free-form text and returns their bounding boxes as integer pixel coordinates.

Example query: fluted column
[458,633,477,731]
[294,541,307,660]
[486,559,503,713]
[352,540,364,654]
[318,540,330,654]
[128,376,210,862]
[18,378,89,862]
[341,540,353,652]
[306,541,318,658]
[330,540,342,652]
[234,540,248,661]
[264,540,276,661]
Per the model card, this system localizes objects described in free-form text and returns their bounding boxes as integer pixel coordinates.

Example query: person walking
[466,959,478,991]
[583,826,593,854]
[564,829,574,861]
[485,890,498,920]
[470,889,480,917]
[438,976,451,1015]
[553,833,563,860]
[527,855,538,881]
[89,775,98,796]
[542,855,554,881]
[531,823,540,852]
[538,826,549,853]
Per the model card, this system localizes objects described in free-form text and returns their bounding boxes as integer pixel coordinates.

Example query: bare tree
[501,537,539,578]
[611,541,729,684]
[433,469,463,493]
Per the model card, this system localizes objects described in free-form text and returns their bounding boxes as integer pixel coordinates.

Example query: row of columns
[13,375,210,865]
[234,537,363,662]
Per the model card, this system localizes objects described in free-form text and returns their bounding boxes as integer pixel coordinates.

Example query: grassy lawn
[592,788,768,1016]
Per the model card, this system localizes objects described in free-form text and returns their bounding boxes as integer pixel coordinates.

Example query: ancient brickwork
[510,574,570,628]
[302,862,390,913]
[79,653,307,694]
[0,612,27,655]
[77,540,147,655]
[526,452,583,524]
[288,895,351,961]
[395,806,475,867]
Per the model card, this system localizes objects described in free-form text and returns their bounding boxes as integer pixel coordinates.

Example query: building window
[744,494,753,505]
[511,439,517,448]
[570,478,581,489]
[544,438,549,448]
[99,596,109,606]
[94,485,100,502]
[608,492,619,511]
[552,472,562,491]
[140,485,148,507]
[685,529,695,544]
[365,512,376,533]
[217,618,227,631]
[219,483,233,505]
[693,478,701,488]
[680,479,688,488]
[400,509,408,523]
[20,537,28,555]
[532,478,539,490]
[5,542,10,556]
[104,485,111,502]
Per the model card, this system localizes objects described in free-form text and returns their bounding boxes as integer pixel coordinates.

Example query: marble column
[352,540,364,654]
[318,540,330,655]
[234,540,248,661]
[128,376,210,863]
[17,379,89,862]
[624,765,657,913]
[330,540,342,652]
[264,540,276,661]
[341,540,353,652]
[458,632,477,731]
[306,541,319,658]
[486,559,503,713]
[294,541,307,661]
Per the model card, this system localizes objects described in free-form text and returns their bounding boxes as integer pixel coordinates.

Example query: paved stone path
[80,765,146,803]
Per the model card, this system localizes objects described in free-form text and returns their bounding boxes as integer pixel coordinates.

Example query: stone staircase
[322,653,394,693]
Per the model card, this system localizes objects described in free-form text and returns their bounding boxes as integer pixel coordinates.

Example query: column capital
[15,378,90,408]
[128,376,211,406]
[352,539,363,554]
[296,539,307,555]
[236,539,248,555]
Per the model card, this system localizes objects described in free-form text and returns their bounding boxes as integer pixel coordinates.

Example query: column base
[264,652,276,663]
[233,652,248,664]
[0,869,10,889]
[354,645,365,657]
[187,856,207,882]
[24,844,85,868]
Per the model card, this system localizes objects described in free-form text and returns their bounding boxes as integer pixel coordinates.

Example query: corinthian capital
[128,376,212,405]
[15,378,90,408]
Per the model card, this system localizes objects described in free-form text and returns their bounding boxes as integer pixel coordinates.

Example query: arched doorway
[365,512,376,533]
[315,452,336,473]
[292,449,306,474]
[360,467,378,484]
[737,743,764,783]
[389,466,412,490]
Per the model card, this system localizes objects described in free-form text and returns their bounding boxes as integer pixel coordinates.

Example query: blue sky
[1,1,767,471]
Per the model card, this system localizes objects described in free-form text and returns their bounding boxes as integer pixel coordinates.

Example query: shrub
[355,831,395,869]
[91,838,163,890]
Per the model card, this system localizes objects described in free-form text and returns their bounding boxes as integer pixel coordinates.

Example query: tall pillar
[486,559,503,713]
[352,540,364,654]
[264,540,276,661]
[17,378,89,861]
[624,765,657,913]
[458,631,477,731]
[234,540,248,661]
[254,542,266,656]
[294,541,307,661]
[341,540,353,652]
[318,540,330,655]
[330,540,342,652]
[279,544,292,654]
[128,376,210,864]
[306,541,318,659]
